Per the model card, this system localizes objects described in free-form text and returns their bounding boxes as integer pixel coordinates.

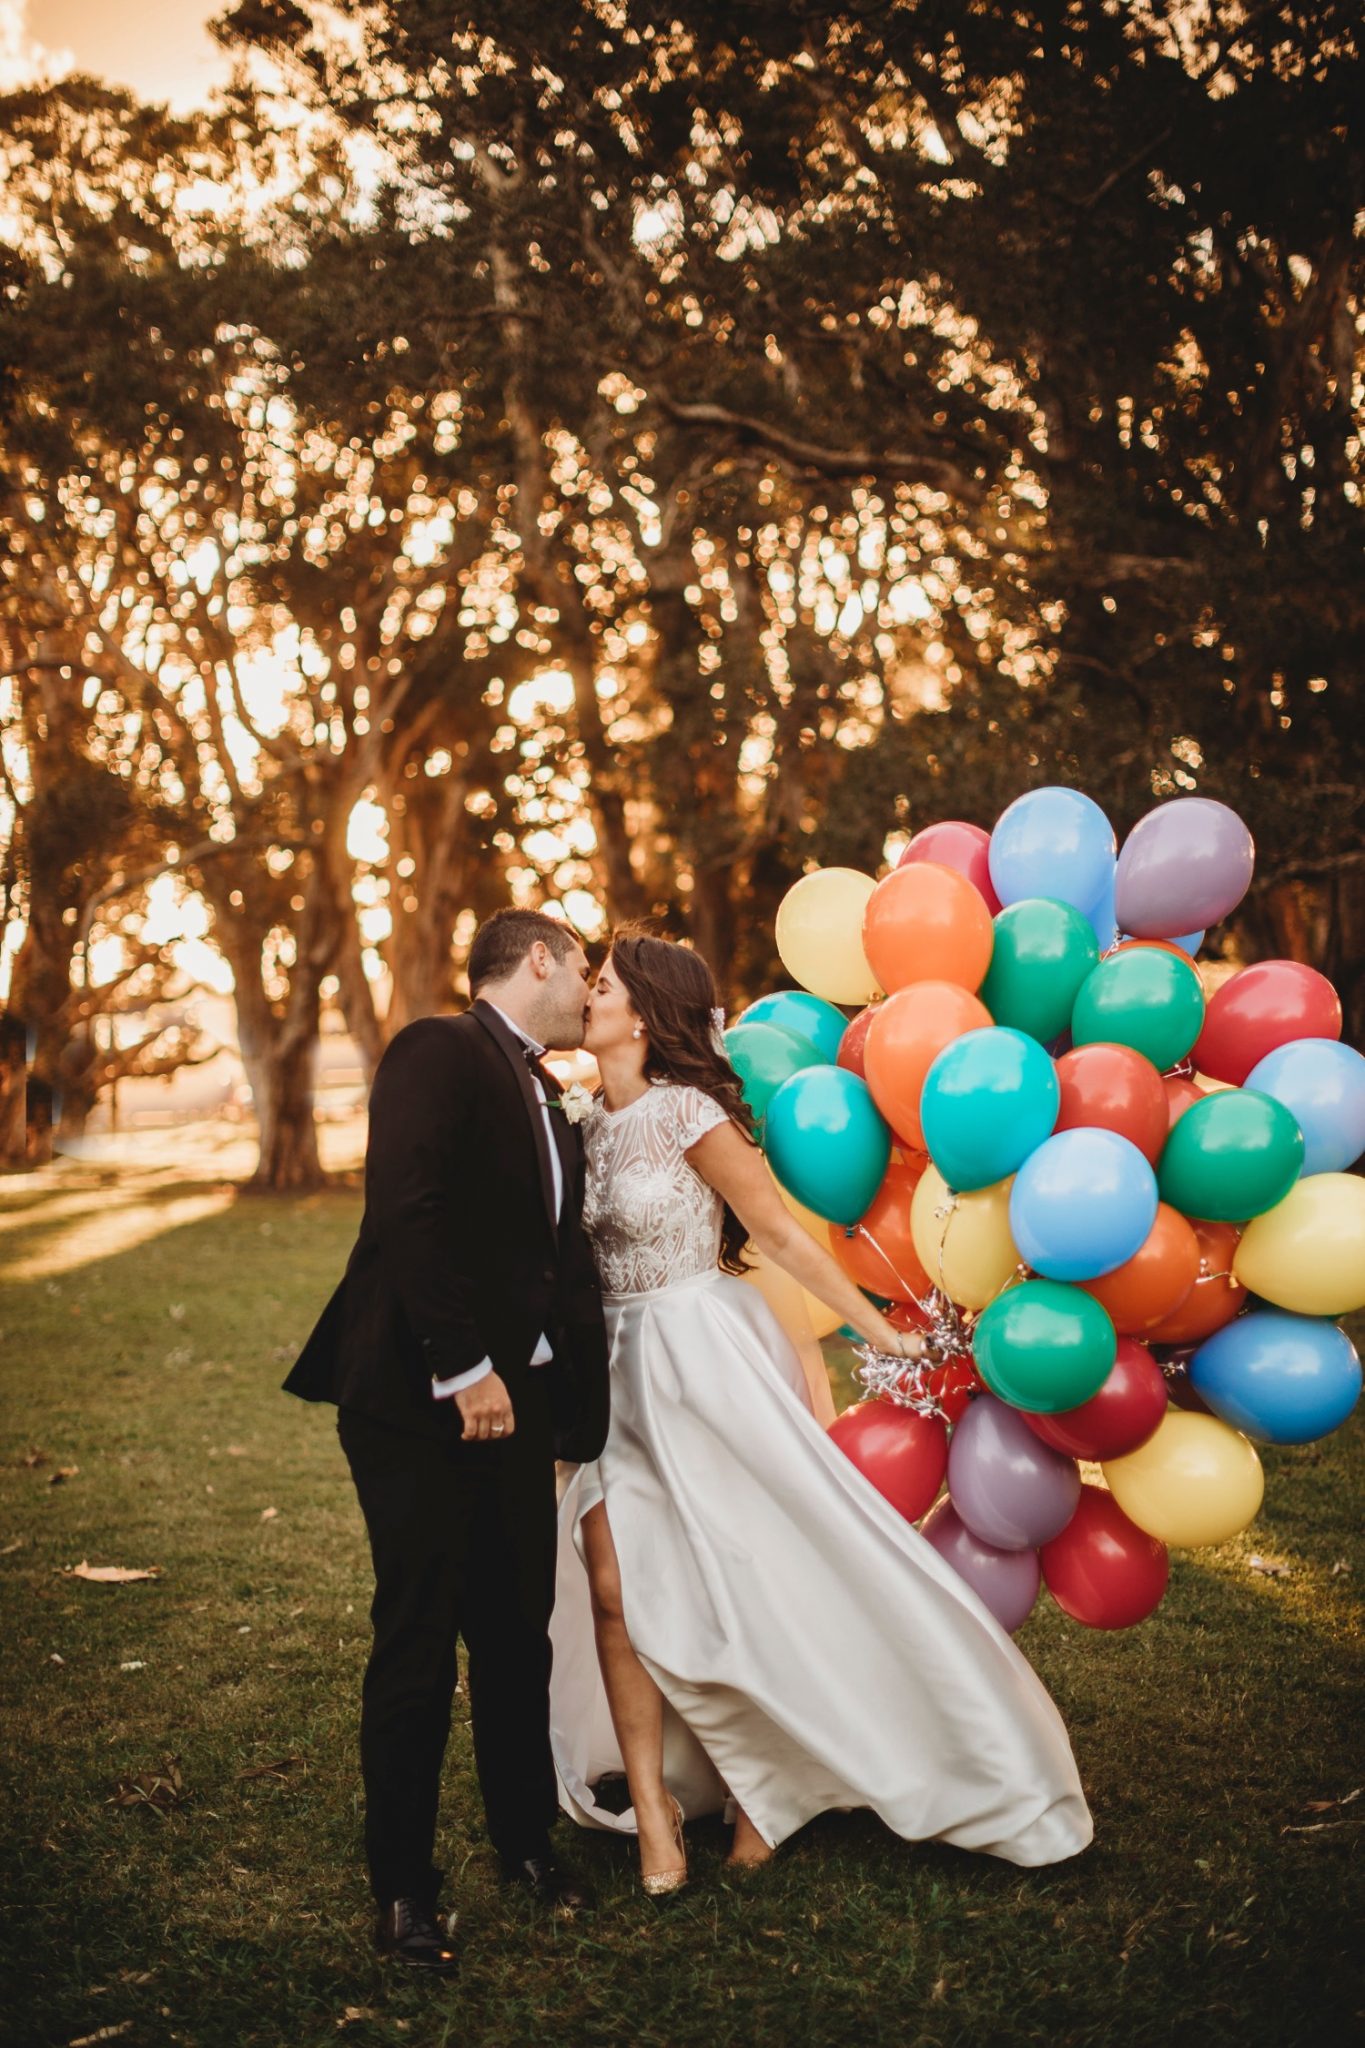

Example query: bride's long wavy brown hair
[606,927,757,1274]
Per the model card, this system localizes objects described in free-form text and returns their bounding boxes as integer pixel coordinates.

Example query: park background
[1,5,1361,2046]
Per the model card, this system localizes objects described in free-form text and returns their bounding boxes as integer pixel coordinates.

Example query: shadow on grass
[0,1181,1360,2047]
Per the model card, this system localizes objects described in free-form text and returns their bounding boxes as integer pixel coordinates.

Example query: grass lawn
[1,1149,1361,2048]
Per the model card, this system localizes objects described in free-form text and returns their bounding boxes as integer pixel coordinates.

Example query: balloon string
[848,1219,972,1422]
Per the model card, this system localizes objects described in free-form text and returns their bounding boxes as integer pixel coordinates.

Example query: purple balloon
[921,1498,1042,1633]
[947,1394,1081,1551]
[1114,797,1254,939]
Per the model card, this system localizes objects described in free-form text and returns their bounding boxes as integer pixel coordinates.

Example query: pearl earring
[632,1026,643,1040]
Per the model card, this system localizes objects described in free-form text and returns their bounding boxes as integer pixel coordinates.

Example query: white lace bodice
[582,1081,731,1295]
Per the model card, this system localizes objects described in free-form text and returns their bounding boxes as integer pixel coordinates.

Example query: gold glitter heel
[640,1794,688,1899]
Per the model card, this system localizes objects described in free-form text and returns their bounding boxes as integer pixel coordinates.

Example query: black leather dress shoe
[499,1851,596,1913]
[376,1897,460,1973]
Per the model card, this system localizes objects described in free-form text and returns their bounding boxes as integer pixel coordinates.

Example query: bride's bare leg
[727,1804,775,1868]
[580,1502,685,1879]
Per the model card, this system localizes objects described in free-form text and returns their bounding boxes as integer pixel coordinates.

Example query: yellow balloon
[740,1249,838,1425]
[1233,1172,1365,1316]
[910,1163,1020,1312]
[775,868,882,1005]
[1103,1411,1263,1548]
[777,1188,844,1336]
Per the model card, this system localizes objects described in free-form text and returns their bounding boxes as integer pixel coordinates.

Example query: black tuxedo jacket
[284,1000,610,1462]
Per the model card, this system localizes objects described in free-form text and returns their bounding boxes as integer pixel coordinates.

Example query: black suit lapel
[472,999,561,1240]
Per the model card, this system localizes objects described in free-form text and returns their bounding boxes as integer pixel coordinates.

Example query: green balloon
[1071,947,1205,1070]
[1157,1088,1305,1222]
[972,1280,1117,1413]
[724,1020,823,1131]
[980,898,1101,1044]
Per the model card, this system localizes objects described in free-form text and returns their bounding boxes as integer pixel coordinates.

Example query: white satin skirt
[548,1270,1093,1866]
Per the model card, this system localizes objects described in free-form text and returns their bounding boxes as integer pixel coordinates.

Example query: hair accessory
[709,1005,727,1055]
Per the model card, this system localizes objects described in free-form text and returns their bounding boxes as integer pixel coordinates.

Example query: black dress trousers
[338,1366,560,1902]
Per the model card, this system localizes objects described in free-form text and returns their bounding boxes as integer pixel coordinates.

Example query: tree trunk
[0,1017,29,1170]
[249,1033,323,1192]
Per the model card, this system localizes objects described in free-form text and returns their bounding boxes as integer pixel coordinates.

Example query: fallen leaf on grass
[49,1466,80,1486]
[119,1661,145,1672]
[337,2009,378,2029]
[259,1506,279,1522]
[63,1562,163,1585]
[1247,1554,1291,1578]
[1330,1558,1351,1577]
[930,1977,950,2004]
[1,1537,26,1555]
[69,2025,134,2046]
[49,1653,65,1665]
[110,1759,185,1816]
[21,1447,48,1468]
[236,1755,306,1784]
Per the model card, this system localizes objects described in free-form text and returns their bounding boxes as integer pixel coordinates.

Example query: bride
[549,929,1093,1894]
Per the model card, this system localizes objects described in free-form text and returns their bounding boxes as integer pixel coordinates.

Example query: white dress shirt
[431,1001,562,1400]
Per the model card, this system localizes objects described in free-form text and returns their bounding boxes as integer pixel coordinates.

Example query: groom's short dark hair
[468,908,580,993]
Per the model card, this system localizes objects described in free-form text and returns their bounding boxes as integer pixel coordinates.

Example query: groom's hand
[454,1371,516,1443]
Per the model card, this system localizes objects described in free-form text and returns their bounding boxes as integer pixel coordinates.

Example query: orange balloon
[1145,1218,1247,1343]
[1163,1072,1204,1128]
[1114,938,1201,961]
[862,862,994,995]
[1079,1203,1200,1335]
[828,1158,929,1301]
[864,982,993,1148]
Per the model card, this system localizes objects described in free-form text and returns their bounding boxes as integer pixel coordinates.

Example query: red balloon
[898,819,1002,916]
[828,1401,948,1523]
[1078,1204,1199,1334]
[1022,1338,1168,1459]
[837,1003,880,1078]
[1040,1483,1170,1629]
[1163,1072,1204,1128]
[1054,1042,1169,1164]
[1154,1346,1214,1414]
[881,1309,981,1423]
[1144,1218,1246,1343]
[1193,960,1343,1085]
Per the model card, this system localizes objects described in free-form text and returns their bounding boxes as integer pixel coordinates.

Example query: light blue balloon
[765,1064,891,1225]
[920,1027,1060,1192]
[1009,1128,1159,1281]
[1087,868,1119,953]
[1190,1310,1362,1445]
[1244,1038,1365,1177]
[738,990,848,1065]
[989,786,1117,918]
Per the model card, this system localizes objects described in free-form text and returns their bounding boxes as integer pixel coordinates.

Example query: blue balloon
[920,1027,1060,1192]
[1190,1310,1362,1445]
[1087,869,1119,953]
[764,1065,891,1225]
[1009,1128,1159,1282]
[989,786,1117,918]
[738,990,848,1065]
[1244,1038,1365,1177]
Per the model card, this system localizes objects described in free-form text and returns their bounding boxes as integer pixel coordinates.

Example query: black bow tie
[521,1043,547,1070]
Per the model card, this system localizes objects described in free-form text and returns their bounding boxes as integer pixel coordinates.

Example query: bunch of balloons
[726,790,1365,1635]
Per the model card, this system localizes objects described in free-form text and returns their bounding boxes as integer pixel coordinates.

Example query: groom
[285,908,610,1971]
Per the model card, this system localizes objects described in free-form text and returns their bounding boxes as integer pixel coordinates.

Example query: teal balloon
[764,1065,891,1225]
[1157,1088,1305,1222]
[972,1281,1118,1414]
[920,1027,1060,1192]
[980,898,1101,1044]
[724,1020,822,1131]
[739,990,848,1065]
[1071,947,1205,1071]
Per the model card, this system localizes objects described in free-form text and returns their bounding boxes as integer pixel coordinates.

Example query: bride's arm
[686,1121,923,1360]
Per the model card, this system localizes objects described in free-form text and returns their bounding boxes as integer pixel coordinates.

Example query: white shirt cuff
[431,1356,492,1399]
[431,1332,552,1399]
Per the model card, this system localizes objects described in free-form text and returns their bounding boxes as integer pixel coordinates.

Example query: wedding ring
[491,1423,506,1434]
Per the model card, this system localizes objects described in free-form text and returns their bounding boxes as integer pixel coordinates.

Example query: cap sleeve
[666,1083,731,1152]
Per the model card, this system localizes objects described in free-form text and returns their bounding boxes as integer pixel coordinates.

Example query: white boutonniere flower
[553,1081,595,1126]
